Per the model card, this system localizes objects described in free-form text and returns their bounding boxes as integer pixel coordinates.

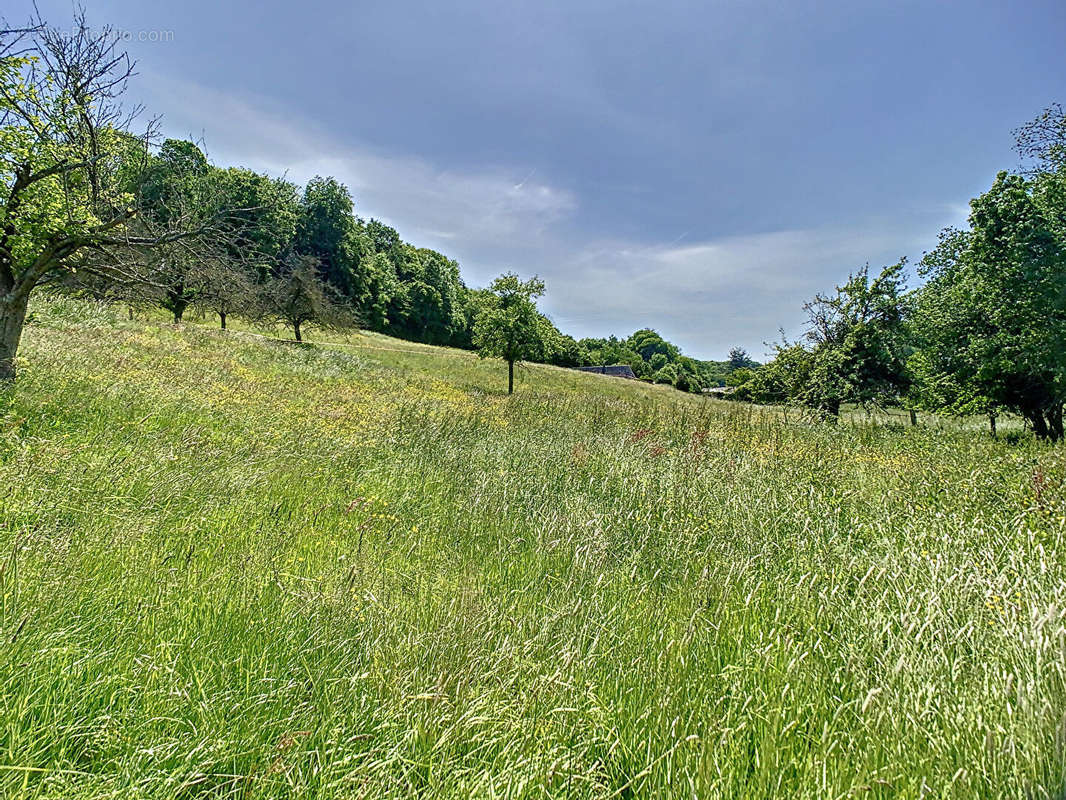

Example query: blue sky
[26,0,1066,358]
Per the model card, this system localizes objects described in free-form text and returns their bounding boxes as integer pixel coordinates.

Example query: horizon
[20,0,1066,359]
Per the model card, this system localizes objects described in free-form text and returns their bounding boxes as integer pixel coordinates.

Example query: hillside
[2,299,1065,798]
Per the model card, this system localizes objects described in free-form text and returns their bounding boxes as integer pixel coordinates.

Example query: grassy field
[1,297,1065,798]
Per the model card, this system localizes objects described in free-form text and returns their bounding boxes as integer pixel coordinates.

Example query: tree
[140,139,213,323]
[295,176,357,293]
[214,168,300,278]
[544,330,587,368]
[728,347,754,370]
[580,335,647,377]
[627,329,679,363]
[797,262,911,417]
[472,272,547,394]
[364,219,403,265]
[0,13,231,379]
[737,263,909,417]
[732,343,815,406]
[405,248,466,345]
[1014,103,1066,174]
[192,257,256,329]
[654,363,678,385]
[726,366,755,387]
[258,256,358,342]
[910,172,1066,440]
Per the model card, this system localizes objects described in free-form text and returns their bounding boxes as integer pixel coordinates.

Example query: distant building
[577,364,638,379]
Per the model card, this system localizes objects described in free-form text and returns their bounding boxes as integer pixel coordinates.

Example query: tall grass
[1,298,1064,798]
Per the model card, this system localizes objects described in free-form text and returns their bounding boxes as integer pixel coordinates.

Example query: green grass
[1,296,1064,798]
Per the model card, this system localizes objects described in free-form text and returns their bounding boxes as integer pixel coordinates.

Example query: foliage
[909,171,1066,439]
[295,176,359,294]
[728,346,754,370]
[213,167,300,275]
[736,263,910,417]
[140,139,215,323]
[472,272,547,393]
[628,328,680,363]
[0,15,239,379]
[1014,102,1066,173]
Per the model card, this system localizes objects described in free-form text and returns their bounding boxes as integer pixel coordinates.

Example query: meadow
[1,297,1064,799]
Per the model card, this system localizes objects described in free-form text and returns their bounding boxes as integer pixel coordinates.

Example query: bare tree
[192,256,257,330]
[256,256,358,342]
[1014,103,1066,173]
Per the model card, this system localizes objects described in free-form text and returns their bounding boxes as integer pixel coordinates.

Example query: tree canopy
[473,273,548,394]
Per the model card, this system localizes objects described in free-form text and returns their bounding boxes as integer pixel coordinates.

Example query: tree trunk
[909,409,918,426]
[989,413,997,439]
[508,359,514,395]
[0,293,30,382]
[219,311,226,330]
[293,320,302,342]
[1049,403,1064,442]
[1028,410,1050,441]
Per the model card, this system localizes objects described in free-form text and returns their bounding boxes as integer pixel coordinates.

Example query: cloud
[541,223,940,360]
[142,72,577,258]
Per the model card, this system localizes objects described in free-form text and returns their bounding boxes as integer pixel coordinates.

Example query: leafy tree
[736,264,909,416]
[258,256,358,342]
[295,176,357,293]
[1014,103,1066,173]
[453,287,496,349]
[673,367,692,392]
[545,331,587,368]
[214,168,300,277]
[726,366,755,387]
[0,15,223,379]
[795,262,910,417]
[349,250,399,331]
[580,336,647,377]
[384,247,467,344]
[627,329,679,363]
[473,272,547,394]
[732,344,815,405]
[728,347,754,370]
[654,363,678,385]
[910,172,1066,440]
[364,219,403,264]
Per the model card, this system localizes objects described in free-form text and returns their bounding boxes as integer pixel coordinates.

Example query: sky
[22,0,1066,359]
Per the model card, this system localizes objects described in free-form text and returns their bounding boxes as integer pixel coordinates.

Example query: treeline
[0,13,731,393]
[6,14,1065,433]
[94,135,739,391]
[730,103,1066,440]
[108,138,486,346]
[578,332,756,390]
